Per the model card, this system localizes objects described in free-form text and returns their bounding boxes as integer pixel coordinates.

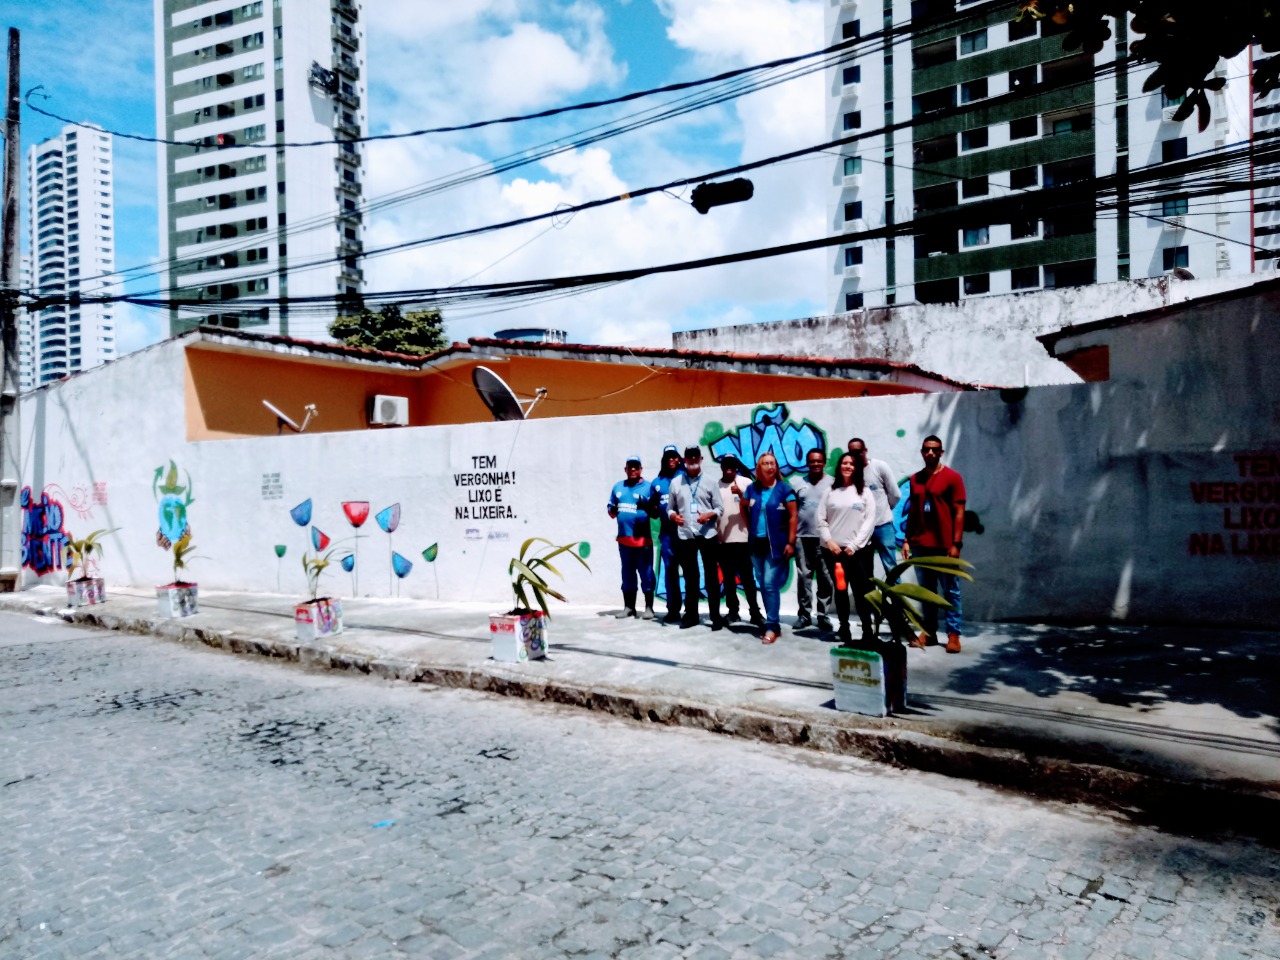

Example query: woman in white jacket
[817,452,877,644]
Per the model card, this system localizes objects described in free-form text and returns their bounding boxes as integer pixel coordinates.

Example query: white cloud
[358,0,828,348]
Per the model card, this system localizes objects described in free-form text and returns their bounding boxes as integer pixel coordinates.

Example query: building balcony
[332,24,359,50]
[336,147,362,168]
[337,238,362,259]
[332,0,358,20]
[338,266,363,286]
[336,180,362,199]
[334,89,360,110]
[335,118,360,140]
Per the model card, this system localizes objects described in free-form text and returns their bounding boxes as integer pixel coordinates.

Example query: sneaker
[725,610,741,624]
[911,632,929,650]
[795,613,813,630]
[816,616,834,632]
[946,632,962,654]
[663,611,682,625]
[679,616,700,629]
[710,618,727,632]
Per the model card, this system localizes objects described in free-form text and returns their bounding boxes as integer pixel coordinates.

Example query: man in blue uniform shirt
[648,444,684,624]
[607,455,656,619]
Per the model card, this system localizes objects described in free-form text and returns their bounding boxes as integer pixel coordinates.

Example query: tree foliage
[329,303,448,356]
[1020,1,1280,130]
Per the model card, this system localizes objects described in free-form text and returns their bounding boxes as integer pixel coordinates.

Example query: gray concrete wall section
[16,286,1279,626]
[674,274,1267,387]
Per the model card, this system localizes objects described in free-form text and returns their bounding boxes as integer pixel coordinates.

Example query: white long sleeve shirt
[817,484,877,552]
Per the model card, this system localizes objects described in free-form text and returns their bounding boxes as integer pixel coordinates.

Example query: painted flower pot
[830,642,907,717]
[489,611,548,662]
[296,597,343,642]
[156,582,199,618]
[67,577,105,608]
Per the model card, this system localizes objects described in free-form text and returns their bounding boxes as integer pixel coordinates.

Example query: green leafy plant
[64,528,119,582]
[169,535,203,586]
[508,538,590,616]
[862,556,975,645]
[301,549,338,601]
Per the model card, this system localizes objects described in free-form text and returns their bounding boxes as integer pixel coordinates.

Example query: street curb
[10,596,1280,842]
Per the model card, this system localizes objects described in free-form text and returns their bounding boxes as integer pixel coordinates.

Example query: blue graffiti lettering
[705,405,826,477]
[20,486,69,575]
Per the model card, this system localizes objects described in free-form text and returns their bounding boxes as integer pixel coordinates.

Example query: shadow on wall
[944,622,1279,736]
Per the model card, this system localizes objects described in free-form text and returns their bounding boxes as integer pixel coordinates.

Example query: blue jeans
[657,531,681,614]
[750,543,790,633]
[913,546,962,636]
[618,543,655,593]
[871,522,899,579]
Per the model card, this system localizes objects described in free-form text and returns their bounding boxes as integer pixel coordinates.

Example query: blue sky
[10,0,827,351]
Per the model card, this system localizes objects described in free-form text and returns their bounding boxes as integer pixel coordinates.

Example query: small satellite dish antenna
[263,399,318,435]
[472,366,547,421]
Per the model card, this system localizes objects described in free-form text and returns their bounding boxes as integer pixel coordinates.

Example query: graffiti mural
[702,404,827,477]
[154,461,194,549]
[20,487,69,575]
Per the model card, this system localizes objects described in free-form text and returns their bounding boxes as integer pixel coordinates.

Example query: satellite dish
[263,399,318,435]
[472,366,546,421]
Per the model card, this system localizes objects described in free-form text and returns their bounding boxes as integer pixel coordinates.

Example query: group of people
[607,435,967,651]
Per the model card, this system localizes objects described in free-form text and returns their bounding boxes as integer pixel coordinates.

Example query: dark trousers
[676,536,720,619]
[658,531,681,615]
[715,540,760,617]
[825,546,874,637]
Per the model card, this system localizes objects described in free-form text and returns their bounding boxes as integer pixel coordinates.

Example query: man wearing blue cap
[607,455,656,619]
[648,444,685,624]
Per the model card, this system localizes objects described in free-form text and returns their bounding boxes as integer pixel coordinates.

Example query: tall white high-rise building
[824,1,1254,313]
[153,0,367,336]
[25,125,117,387]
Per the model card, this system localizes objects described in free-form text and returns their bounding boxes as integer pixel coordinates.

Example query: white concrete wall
[17,308,1279,626]
[674,274,1266,387]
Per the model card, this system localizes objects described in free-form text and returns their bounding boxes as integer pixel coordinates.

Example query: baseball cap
[661,444,680,457]
[683,445,702,460]
[625,455,642,467]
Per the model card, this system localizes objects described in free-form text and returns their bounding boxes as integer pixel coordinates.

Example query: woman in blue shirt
[739,452,798,644]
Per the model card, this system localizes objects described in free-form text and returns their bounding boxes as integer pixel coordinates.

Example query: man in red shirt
[903,435,966,653]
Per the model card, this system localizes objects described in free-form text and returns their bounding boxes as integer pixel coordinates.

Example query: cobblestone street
[3,612,1278,959]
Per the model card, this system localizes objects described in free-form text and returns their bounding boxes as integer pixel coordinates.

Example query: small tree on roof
[329,302,448,356]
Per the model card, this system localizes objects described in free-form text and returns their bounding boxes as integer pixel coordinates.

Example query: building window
[963,274,990,295]
[844,200,863,222]
[845,292,864,310]
[959,78,988,103]
[841,20,860,39]
[1009,66,1037,92]
[1162,196,1188,216]
[963,226,989,247]
[959,29,988,55]
[961,176,989,198]
[1009,15,1037,41]
[1010,116,1038,139]
[1163,246,1189,270]
[961,128,988,151]
[1010,166,1038,189]
[1011,266,1039,289]
[844,246,864,266]
[843,111,862,131]
[842,65,861,85]
[1162,137,1188,162]
[1012,219,1039,239]
[1161,91,1185,108]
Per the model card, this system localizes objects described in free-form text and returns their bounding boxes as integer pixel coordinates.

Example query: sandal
[761,631,778,645]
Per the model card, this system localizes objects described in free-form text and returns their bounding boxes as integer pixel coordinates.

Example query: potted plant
[830,556,975,716]
[64,528,117,608]
[490,538,590,662]
[296,549,343,642]
[157,535,201,618]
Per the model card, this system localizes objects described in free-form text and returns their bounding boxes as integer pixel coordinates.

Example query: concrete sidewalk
[5,584,1278,837]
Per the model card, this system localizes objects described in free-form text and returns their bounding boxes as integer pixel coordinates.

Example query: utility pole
[0,28,21,590]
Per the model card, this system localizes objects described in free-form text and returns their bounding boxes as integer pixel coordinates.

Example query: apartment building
[25,125,117,387]
[825,0,1253,312]
[153,0,367,336]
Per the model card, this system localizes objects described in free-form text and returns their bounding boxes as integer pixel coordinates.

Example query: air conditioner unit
[843,264,863,278]
[842,173,861,188]
[1161,105,1182,123]
[1163,215,1185,230]
[368,394,409,426]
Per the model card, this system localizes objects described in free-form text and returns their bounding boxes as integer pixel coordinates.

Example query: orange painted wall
[185,344,923,440]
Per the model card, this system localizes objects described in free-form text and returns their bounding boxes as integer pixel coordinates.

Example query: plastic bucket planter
[156,583,199,618]
[489,612,548,662]
[296,597,343,642]
[831,643,907,717]
[67,578,105,608]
